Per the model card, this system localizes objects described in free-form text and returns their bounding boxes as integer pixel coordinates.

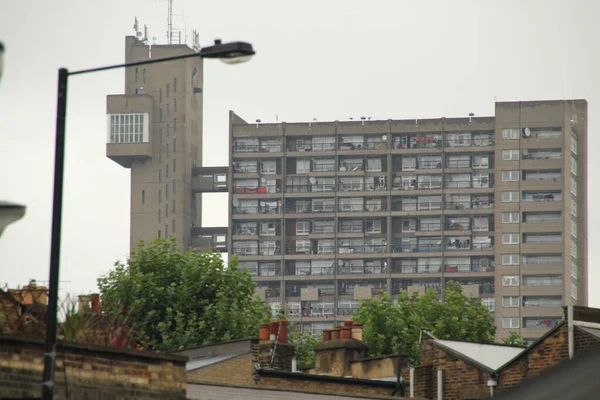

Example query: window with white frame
[502,233,519,245]
[571,241,578,259]
[366,158,383,172]
[312,198,335,212]
[571,158,577,176]
[365,198,383,212]
[314,158,335,172]
[571,177,577,196]
[472,154,489,169]
[296,159,310,173]
[259,262,278,276]
[339,197,364,212]
[502,129,519,139]
[502,275,519,286]
[523,274,563,286]
[571,220,577,238]
[572,282,578,300]
[312,136,335,151]
[260,221,276,236]
[260,240,277,255]
[107,113,149,143]
[472,216,489,231]
[340,220,363,233]
[502,150,520,160]
[296,221,310,235]
[502,212,519,223]
[502,318,520,329]
[571,199,577,217]
[313,220,334,234]
[482,298,495,312]
[402,156,417,171]
[261,160,277,174]
[295,261,311,274]
[502,170,519,182]
[502,254,519,266]
[571,136,578,155]
[418,195,442,210]
[295,240,311,254]
[503,296,519,308]
[571,261,578,279]
[502,191,519,202]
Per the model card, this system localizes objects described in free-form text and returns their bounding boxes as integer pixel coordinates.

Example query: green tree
[97,238,270,351]
[502,331,527,347]
[288,324,320,370]
[353,281,496,363]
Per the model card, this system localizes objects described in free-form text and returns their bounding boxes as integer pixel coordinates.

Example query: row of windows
[157,78,178,101]
[501,274,563,287]
[140,184,177,204]
[157,220,176,238]
[502,316,562,329]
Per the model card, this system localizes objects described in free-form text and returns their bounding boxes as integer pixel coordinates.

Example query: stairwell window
[502,150,519,160]
[502,191,519,202]
[502,233,519,244]
[142,190,145,204]
[174,78,177,92]
[158,209,162,223]
[173,158,176,172]
[502,254,519,266]
[173,179,176,193]
[502,129,519,140]
[502,318,519,329]
[502,275,519,286]
[502,170,519,182]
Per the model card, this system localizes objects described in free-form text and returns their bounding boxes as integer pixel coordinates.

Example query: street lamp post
[42,39,255,400]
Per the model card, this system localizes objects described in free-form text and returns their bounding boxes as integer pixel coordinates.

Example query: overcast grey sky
[0,0,598,304]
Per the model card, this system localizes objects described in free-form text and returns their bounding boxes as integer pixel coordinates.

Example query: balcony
[286,137,336,153]
[232,204,281,215]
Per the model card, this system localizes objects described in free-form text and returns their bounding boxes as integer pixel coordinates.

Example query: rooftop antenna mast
[166,0,183,44]
[192,29,201,52]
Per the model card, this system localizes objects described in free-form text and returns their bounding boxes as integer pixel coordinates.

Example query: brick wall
[414,341,490,399]
[187,353,254,386]
[0,334,186,399]
[497,324,600,392]
[259,375,396,397]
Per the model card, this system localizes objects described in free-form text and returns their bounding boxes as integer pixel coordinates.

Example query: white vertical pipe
[410,367,414,398]
[568,304,574,360]
[437,367,442,400]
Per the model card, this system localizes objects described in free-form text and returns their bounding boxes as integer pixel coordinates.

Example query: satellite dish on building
[260,177,267,183]
[382,135,388,141]
[309,177,317,184]
[523,127,532,137]
[522,148,529,155]
[338,259,344,266]
[232,198,240,207]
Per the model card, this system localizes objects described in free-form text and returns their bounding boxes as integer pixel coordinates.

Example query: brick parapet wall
[259,375,396,398]
[0,334,187,399]
[188,353,254,386]
[497,324,600,392]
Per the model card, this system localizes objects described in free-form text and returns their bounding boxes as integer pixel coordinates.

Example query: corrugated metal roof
[434,339,524,370]
[186,351,248,371]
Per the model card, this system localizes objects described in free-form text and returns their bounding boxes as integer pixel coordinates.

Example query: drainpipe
[488,373,498,397]
[410,367,414,398]
[437,367,442,400]
[568,304,574,360]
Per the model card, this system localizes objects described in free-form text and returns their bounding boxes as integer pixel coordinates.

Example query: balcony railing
[286,184,336,193]
[287,142,336,152]
[233,144,282,153]
[445,138,494,147]
[444,200,494,210]
[265,288,281,298]
[392,243,442,253]
[233,206,281,215]
[234,185,279,194]
[338,244,388,254]
[234,227,258,235]
[286,245,336,255]
[522,194,560,202]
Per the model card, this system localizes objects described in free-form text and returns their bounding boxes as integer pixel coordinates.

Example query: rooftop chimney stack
[91,293,101,313]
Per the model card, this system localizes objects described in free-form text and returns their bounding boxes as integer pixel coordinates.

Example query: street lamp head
[0,201,26,238]
[200,39,255,65]
[0,42,5,84]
